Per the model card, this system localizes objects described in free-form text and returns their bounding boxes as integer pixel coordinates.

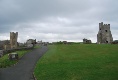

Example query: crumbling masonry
[97,22,113,44]
[83,38,92,44]
[10,32,18,49]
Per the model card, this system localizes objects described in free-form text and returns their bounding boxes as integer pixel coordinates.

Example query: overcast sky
[0,0,118,43]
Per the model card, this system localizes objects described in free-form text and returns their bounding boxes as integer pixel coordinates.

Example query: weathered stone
[8,53,19,60]
[26,39,36,47]
[0,40,10,50]
[4,44,11,50]
[0,50,3,57]
[97,22,113,44]
[83,38,92,44]
[10,32,18,49]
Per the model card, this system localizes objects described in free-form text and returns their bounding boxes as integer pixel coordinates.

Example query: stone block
[8,53,19,60]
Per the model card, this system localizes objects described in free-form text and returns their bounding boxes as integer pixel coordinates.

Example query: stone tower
[97,22,113,44]
[10,32,18,49]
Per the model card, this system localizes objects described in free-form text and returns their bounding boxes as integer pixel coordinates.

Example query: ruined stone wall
[83,38,92,44]
[10,32,18,49]
[97,22,113,44]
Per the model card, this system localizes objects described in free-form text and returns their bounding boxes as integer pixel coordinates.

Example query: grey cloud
[0,0,118,42]
[0,0,92,24]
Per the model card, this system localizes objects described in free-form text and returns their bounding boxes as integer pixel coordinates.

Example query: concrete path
[0,46,48,80]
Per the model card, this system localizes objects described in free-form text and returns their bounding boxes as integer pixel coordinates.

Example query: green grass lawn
[34,44,118,80]
[0,50,31,68]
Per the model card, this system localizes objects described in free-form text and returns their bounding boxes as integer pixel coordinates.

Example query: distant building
[0,40,10,50]
[112,40,118,44]
[26,39,36,47]
[97,22,113,44]
[63,41,68,44]
[37,40,42,45]
[83,38,92,44]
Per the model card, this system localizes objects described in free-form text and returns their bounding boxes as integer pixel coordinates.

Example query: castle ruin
[10,32,18,49]
[83,38,92,44]
[97,22,113,44]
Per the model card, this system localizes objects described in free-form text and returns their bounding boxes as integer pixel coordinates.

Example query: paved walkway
[0,46,48,80]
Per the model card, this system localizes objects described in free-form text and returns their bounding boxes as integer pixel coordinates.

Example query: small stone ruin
[83,38,92,44]
[26,39,36,47]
